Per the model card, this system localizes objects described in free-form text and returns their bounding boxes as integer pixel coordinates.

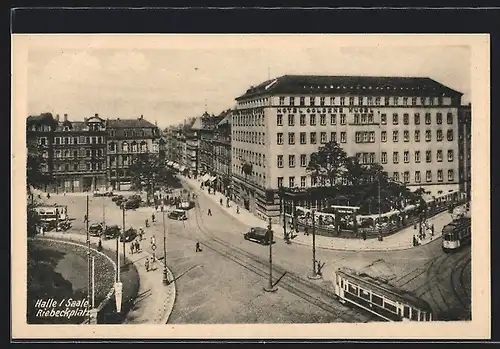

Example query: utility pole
[282,192,287,240]
[86,195,91,323]
[263,217,278,292]
[114,204,124,314]
[122,204,126,262]
[308,209,321,279]
[162,210,169,285]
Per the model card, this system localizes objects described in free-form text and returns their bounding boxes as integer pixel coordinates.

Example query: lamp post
[308,209,321,279]
[162,209,169,285]
[263,217,278,292]
[114,204,124,314]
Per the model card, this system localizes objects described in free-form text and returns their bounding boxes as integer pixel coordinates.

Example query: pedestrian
[220,198,223,206]
[139,227,144,240]
[145,258,150,272]
[130,242,134,254]
[316,261,325,277]
[145,219,149,228]
[63,190,66,196]
[207,209,212,216]
[304,226,309,236]
[136,240,141,252]
[47,192,50,199]
[84,214,87,223]
[151,235,156,246]
[236,206,240,214]
[152,213,156,222]
[431,224,435,237]
[195,241,202,252]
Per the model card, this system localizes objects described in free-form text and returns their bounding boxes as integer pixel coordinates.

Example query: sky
[25,35,471,129]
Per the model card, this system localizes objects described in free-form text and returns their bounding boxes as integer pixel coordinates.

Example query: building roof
[190,117,202,130]
[107,118,156,128]
[236,75,464,100]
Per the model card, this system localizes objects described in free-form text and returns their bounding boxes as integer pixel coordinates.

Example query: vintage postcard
[11,34,490,339]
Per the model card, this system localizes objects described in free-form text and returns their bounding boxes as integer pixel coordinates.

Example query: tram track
[188,199,376,323]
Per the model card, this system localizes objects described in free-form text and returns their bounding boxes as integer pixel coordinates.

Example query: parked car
[124,198,141,210]
[120,228,138,242]
[112,195,124,202]
[103,225,121,239]
[89,223,104,237]
[168,209,188,221]
[244,227,274,245]
[56,220,72,232]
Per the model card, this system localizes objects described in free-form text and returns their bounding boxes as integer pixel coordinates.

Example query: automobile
[120,228,138,242]
[112,195,124,202]
[89,223,104,237]
[244,227,275,245]
[56,220,72,231]
[103,225,121,239]
[124,198,141,210]
[93,190,107,197]
[168,209,188,221]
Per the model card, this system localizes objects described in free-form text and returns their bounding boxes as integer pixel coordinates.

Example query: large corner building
[232,75,465,222]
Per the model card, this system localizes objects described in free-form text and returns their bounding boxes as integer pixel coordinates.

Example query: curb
[180,176,442,253]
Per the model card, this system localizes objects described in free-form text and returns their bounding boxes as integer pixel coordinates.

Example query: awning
[201,174,210,182]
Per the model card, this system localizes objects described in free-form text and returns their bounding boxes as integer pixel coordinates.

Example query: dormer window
[63,126,70,131]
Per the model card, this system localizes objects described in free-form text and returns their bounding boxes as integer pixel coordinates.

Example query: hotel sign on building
[232,75,464,222]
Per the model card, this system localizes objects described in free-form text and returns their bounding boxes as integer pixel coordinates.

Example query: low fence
[292,199,465,240]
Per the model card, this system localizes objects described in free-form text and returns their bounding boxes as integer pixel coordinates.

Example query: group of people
[412,222,435,246]
[129,239,142,254]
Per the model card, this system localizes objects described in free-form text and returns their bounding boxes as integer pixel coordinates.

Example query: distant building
[106,115,160,190]
[458,104,471,200]
[233,75,464,222]
[213,109,232,195]
[184,117,201,175]
[198,112,224,178]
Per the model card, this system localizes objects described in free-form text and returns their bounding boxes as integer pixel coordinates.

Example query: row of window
[232,113,266,127]
[38,136,106,146]
[277,96,451,107]
[232,131,267,145]
[380,129,454,143]
[108,129,153,138]
[232,148,266,168]
[276,169,455,188]
[47,162,106,172]
[232,163,267,187]
[108,141,151,153]
[275,112,453,127]
[276,131,347,145]
[378,149,454,164]
[52,149,105,158]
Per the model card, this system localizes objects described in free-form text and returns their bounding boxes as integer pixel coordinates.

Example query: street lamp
[162,209,169,285]
[263,217,278,292]
[307,209,321,280]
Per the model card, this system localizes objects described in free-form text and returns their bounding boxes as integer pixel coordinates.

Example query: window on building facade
[393,152,399,164]
[330,97,335,105]
[404,171,410,183]
[320,132,327,144]
[426,170,432,182]
[300,154,307,167]
[381,131,387,142]
[369,152,375,164]
[320,114,326,126]
[278,177,283,187]
[393,130,399,142]
[437,150,443,162]
[362,153,368,164]
[300,132,306,144]
[393,172,399,181]
[448,149,454,162]
[436,113,442,124]
[277,133,283,145]
[437,129,443,142]
[86,150,91,157]
[290,97,295,106]
[310,132,317,144]
[339,97,345,106]
[300,97,305,106]
[330,114,336,125]
[381,152,387,164]
[310,96,316,106]
[277,114,283,126]
[279,97,285,106]
[368,114,374,123]
[349,97,354,105]
[415,130,420,142]
[437,170,443,182]
[340,132,346,143]
[340,114,346,125]
[426,150,432,163]
[384,97,390,106]
[425,129,432,142]
[403,113,409,125]
[393,113,399,125]
[320,97,325,106]
[404,130,410,142]
[404,151,409,163]
[311,175,318,186]
[447,129,454,141]
[288,132,295,145]
[289,155,295,168]
[300,114,306,126]
[414,113,420,125]
[448,169,454,181]
[425,113,431,125]
[447,112,453,124]
[122,141,129,152]
[381,113,387,125]
[288,114,294,126]
[300,176,306,187]
[289,176,295,187]
[331,132,337,142]
[140,141,147,152]
[367,97,373,105]
[415,171,421,183]
[310,114,316,126]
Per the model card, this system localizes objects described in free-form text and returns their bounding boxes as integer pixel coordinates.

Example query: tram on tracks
[442,216,472,252]
[334,267,433,322]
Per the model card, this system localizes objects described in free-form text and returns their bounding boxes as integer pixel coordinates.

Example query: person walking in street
[195,241,202,252]
[304,226,309,236]
[220,198,223,206]
[145,219,149,228]
[136,240,141,253]
[151,235,156,246]
[139,227,144,241]
[236,206,240,214]
[207,208,212,216]
[316,261,325,277]
[152,213,156,223]
[130,242,135,254]
[145,258,150,272]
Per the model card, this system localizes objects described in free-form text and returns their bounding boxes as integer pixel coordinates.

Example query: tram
[442,216,471,252]
[334,267,433,322]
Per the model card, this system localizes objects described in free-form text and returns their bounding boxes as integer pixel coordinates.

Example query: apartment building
[458,104,472,201]
[213,109,232,195]
[232,75,464,222]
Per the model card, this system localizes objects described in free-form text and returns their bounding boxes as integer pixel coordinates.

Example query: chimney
[55,114,60,122]
[63,114,68,121]
[117,118,120,120]
[95,113,98,118]
[140,114,144,120]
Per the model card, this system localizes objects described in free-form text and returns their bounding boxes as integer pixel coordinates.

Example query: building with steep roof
[232,75,464,222]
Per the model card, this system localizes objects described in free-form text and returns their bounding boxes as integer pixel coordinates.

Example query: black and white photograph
[12,34,490,339]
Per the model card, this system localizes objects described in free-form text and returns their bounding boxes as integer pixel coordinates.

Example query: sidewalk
[180,175,458,252]
[41,231,176,324]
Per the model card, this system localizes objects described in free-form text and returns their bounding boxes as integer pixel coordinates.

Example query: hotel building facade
[232,75,464,222]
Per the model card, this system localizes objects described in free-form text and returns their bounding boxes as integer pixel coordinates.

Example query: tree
[344,156,368,187]
[306,141,347,188]
[26,140,52,193]
[129,152,172,203]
